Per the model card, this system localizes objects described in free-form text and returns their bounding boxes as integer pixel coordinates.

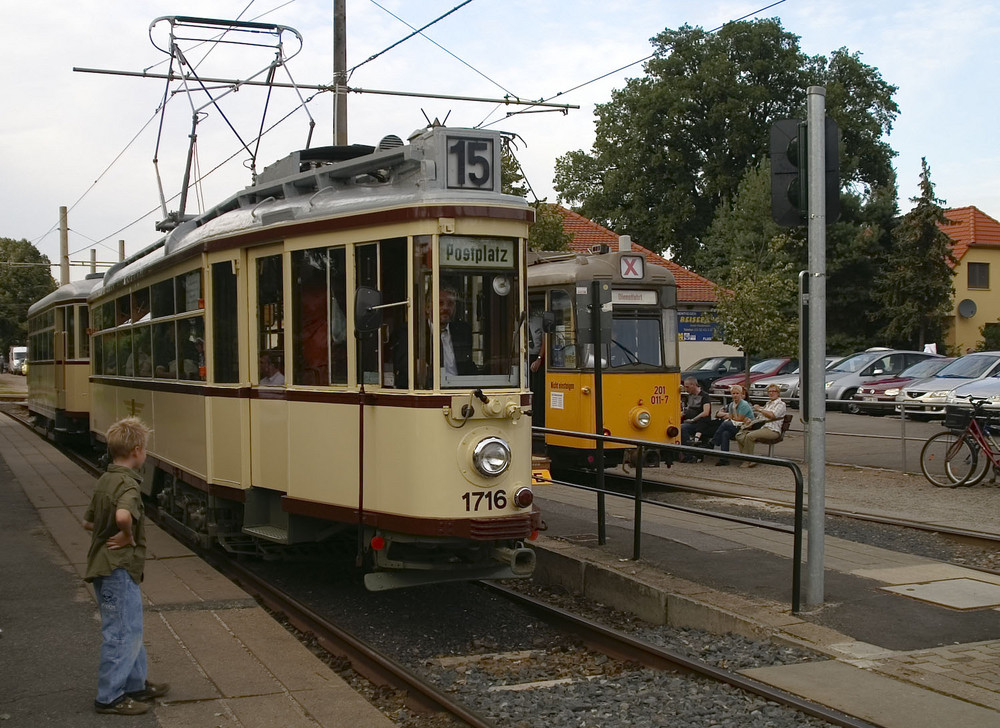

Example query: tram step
[242,524,290,544]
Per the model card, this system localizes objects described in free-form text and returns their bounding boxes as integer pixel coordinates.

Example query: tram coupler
[492,544,536,576]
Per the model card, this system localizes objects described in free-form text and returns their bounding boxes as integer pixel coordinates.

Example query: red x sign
[620,255,644,280]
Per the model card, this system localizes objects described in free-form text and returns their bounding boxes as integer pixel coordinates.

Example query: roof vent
[378,134,403,151]
[618,234,631,253]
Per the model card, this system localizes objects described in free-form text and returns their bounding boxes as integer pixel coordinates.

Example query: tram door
[248,247,289,492]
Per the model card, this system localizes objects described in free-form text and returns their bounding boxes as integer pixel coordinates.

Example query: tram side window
[330,247,348,384]
[257,255,284,385]
[132,288,150,323]
[356,244,378,386]
[153,322,177,379]
[117,330,132,376]
[410,236,432,390]
[64,306,76,360]
[131,325,152,378]
[211,262,239,383]
[179,317,205,381]
[78,306,89,358]
[380,238,407,388]
[177,270,203,313]
[292,249,330,385]
[152,279,174,318]
[116,296,130,326]
[547,289,576,369]
[92,334,103,374]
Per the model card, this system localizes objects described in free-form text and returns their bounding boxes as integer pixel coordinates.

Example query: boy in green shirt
[83,417,169,715]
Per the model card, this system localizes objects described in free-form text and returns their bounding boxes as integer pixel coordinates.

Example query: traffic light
[770,118,840,227]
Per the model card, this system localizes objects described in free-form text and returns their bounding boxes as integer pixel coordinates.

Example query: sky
[1,0,998,281]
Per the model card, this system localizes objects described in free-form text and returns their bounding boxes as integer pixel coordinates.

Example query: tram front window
[578,315,664,370]
[437,236,520,388]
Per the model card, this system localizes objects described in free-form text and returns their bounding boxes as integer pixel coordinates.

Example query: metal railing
[534,426,805,613]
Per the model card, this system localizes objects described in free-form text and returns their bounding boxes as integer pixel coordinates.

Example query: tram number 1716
[462,489,507,511]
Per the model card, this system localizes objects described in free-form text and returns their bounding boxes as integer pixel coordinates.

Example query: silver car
[825,349,938,412]
[900,351,1000,418]
[748,356,838,406]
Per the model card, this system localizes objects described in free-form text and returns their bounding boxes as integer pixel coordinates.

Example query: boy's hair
[106,417,152,460]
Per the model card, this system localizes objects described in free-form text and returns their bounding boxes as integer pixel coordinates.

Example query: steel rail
[482,582,882,728]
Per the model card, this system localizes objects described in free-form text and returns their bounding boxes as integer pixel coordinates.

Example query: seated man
[259,350,285,386]
[679,377,712,461]
[736,383,787,467]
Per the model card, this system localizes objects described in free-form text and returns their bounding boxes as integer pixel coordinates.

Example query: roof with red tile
[551,206,718,302]
[939,206,1000,263]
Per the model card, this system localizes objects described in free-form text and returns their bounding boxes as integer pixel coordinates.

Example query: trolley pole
[805,86,827,607]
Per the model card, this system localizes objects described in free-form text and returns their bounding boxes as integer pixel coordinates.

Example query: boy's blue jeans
[93,568,147,705]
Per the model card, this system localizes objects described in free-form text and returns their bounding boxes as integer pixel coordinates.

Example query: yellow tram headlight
[629,407,652,429]
[472,437,511,477]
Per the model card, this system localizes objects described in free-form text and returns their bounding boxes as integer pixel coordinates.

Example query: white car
[900,351,1000,418]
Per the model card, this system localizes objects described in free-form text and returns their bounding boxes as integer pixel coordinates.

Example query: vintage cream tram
[527,242,682,469]
[26,275,103,439]
[87,126,540,589]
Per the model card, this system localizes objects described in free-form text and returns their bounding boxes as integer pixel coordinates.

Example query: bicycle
[919,397,1000,487]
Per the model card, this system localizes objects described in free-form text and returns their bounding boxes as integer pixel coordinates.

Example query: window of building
[969,262,989,289]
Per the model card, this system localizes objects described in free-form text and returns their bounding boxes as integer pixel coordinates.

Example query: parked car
[851,357,955,415]
[825,348,940,412]
[748,356,839,406]
[944,374,1000,413]
[9,346,27,375]
[709,357,797,401]
[680,355,754,390]
[901,351,1000,419]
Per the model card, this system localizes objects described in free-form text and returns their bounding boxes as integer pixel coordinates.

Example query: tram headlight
[472,437,511,477]
[629,407,651,429]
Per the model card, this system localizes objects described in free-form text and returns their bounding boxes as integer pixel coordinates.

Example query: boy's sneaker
[94,696,150,715]
[127,680,171,702]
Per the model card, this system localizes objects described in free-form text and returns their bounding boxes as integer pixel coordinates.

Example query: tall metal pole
[59,206,70,285]
[119,240,126,262]
[592,281,607,544]
[333,0,348,145]
[805,86,827,606]
[90,249,97,275]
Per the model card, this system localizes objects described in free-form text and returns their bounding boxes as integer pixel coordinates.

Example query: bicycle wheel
[964,437,992,486]
[920,431,977,487]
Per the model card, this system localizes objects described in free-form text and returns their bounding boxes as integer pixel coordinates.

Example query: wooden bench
[765,414,794,457]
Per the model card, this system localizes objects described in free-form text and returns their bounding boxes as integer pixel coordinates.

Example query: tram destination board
[446,134,498,191]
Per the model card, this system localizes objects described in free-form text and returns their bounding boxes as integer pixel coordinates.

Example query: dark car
[851,357,955,415]
[709,357,797,401]
[680,355,753,390]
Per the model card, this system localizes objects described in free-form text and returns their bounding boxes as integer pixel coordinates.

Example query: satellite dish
[958,299,977,318]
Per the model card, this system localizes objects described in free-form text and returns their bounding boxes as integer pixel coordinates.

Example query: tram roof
[28,275,104,316]
[527,249,676,288]
[92,126,530,299]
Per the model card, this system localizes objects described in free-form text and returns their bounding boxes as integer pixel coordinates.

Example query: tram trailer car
[26,275,103,439]
[86,126,540,590]
[527,242,682,469]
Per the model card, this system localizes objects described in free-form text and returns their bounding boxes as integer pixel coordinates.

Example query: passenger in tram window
[259,349,285,385]
[437,285,475,377]
[83,417,169,715]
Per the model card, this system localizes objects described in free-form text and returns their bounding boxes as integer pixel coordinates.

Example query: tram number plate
[462,489,507,511]
[447,136,495,190]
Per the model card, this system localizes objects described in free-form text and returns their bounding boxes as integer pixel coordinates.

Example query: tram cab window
[355,244,379,386]
[434,236,520,388]
[547,289,576,369]
[256,255,284,385]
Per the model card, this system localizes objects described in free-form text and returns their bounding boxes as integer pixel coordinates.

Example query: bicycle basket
[944,405,973,430]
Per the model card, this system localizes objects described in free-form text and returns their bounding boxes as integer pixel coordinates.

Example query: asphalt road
[766,407,945,474]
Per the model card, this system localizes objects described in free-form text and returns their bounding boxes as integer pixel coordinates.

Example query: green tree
[0,238,58,353]
[502,144,572,251]
[712,256,799,367]
[872,159,955,350]
[553,20,899,268]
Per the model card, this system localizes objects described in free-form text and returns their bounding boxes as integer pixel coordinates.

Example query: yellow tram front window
[437,236,520,388]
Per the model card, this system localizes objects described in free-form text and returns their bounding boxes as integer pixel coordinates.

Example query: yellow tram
[527,242,682,469]
[26,275,103,439]
[85,126,540,589]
